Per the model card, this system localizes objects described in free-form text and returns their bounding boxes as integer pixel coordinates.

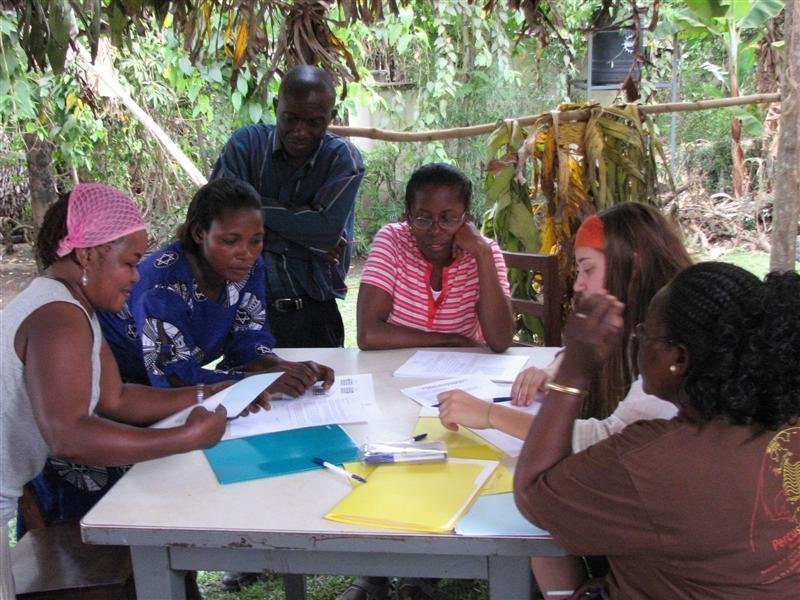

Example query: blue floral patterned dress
[22,242,277,536]
[100,241,276,385]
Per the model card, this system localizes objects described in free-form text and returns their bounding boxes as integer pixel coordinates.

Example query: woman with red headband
[436,202,692,596]
[0,184,264,596]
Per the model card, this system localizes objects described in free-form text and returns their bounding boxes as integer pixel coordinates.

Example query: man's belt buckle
[273,297,304,312]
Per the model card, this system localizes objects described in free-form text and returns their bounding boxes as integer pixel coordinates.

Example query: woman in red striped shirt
[357,163,513,353]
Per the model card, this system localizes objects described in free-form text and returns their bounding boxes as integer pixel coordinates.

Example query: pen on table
[312,457,367,484]
[404,433,428,442]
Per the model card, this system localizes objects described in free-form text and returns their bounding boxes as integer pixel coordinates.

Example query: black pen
[404,433,428,442]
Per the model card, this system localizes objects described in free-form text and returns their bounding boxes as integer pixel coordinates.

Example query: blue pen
[405,433,428,442]
[312,457,367,484]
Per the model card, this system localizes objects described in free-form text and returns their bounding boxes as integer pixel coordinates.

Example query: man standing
[211,65,365,348]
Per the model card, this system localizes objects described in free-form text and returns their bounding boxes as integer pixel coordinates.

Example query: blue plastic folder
[204,424,360,485]
[455,493,550,537]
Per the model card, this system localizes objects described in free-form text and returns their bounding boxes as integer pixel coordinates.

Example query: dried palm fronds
[483,102,668,344]
[261,0,360,98]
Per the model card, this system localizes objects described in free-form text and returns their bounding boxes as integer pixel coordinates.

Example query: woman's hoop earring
[80,269,89,287]
[669,365,678,374]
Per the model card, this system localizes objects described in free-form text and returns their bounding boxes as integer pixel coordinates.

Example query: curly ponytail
[35,192,71,269]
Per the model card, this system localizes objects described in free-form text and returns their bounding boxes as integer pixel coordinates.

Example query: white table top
[82,346,560,550]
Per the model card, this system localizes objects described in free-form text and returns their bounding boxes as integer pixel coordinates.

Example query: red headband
[574,214,604,250]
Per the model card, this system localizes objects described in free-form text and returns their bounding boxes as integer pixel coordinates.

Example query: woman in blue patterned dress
[23,178,333,537]
[100,177,333,391]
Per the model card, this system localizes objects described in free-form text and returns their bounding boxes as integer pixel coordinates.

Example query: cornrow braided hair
[35,192,71,269]
[665,262,800,429]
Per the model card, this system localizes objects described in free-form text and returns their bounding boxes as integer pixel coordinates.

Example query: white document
[392,351,531,383]
[151,372,282,430]
[225,373,381,440]
[401,375,507,407]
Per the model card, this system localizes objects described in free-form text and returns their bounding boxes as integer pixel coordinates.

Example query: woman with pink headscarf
[0,184,259,596]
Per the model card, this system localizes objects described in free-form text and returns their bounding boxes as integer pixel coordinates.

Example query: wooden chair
[501,251,562,347]
[11,483,135,600]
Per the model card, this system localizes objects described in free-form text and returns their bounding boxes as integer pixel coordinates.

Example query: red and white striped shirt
[360,222,510,341]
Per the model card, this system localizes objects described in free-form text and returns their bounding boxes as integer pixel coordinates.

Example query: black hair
[664,262,800,429]
[404,163,472,213]
[279,65,336,107]
[177,178,263,255]
[36,192,71,269]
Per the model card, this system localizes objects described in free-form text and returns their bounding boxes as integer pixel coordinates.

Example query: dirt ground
[0,244,37,308]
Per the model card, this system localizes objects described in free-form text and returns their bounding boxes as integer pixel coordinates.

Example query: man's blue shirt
[210,124,365,301]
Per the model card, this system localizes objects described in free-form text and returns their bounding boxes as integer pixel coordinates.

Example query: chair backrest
[501,251,562,347]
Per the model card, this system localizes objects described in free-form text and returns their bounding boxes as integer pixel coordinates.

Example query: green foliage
[348,0,570,253]
[195,572,489,600]
[355,143,406,255]
[670,0,784,139]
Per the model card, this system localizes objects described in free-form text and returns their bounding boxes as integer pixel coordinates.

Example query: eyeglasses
[408,213,466,232]
[630,322,675,346]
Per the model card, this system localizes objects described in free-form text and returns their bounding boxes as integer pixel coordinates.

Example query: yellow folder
[412,417,513,495]
[413,417,504,460]
[324,458,498,533]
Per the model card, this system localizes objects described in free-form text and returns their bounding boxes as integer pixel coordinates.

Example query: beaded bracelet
[196,383,205,404]
[544,381,588,398]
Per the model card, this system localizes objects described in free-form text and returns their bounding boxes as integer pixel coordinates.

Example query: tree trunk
[771,0,800,271]
[730,115,747,198]
[728,29,747,199]
[23,133,57,243]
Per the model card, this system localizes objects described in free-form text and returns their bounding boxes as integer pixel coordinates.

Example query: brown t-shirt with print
[525,417,800,598]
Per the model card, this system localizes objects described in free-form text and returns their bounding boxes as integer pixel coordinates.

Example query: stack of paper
[392,351,530,383]
[227,373,380,440]
[324,458,498,533]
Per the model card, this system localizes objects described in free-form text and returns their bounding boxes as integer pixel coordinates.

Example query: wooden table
[81,347,565,599]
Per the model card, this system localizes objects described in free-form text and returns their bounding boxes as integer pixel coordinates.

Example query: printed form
[226,373,380,440]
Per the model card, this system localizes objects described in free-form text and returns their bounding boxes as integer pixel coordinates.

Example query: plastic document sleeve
[323,458,498,534]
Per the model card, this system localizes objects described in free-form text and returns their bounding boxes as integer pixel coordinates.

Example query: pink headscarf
[56,183,146,257]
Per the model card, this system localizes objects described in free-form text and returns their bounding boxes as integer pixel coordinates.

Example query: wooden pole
[329,93,781,142]
[770,0,799,271]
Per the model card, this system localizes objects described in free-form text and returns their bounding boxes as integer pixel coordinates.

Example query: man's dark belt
[270,297,309,312]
